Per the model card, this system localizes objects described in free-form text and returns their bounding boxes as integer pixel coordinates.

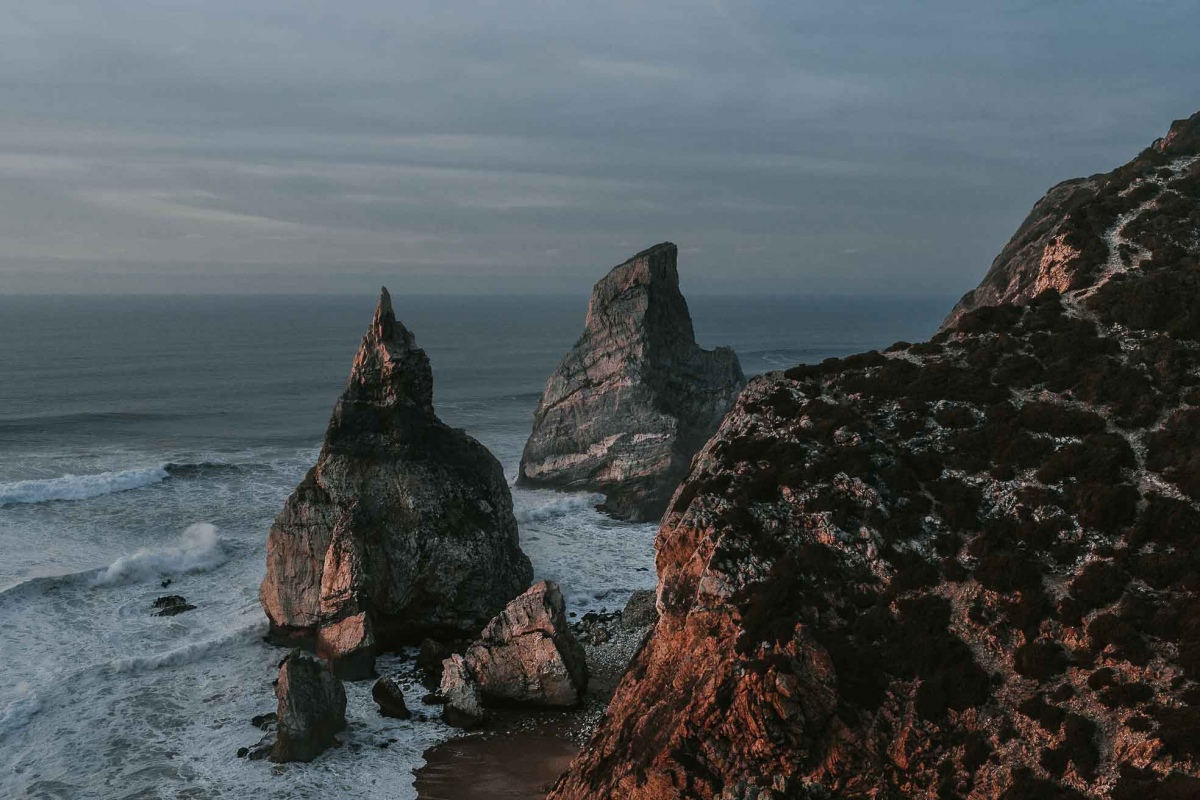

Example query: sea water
[0,292,949,798]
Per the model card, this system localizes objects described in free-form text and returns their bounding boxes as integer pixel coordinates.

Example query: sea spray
[90,523,228,587]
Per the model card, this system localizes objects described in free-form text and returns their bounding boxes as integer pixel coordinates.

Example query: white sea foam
[0,466,169,505]
[89,523,228,587]
[514,491,604,523]
[0,683,41,738]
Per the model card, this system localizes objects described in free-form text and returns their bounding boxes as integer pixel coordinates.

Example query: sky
[0,1,1196,297]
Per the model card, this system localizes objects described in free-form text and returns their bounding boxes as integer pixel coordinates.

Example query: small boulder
[417,638,451,688]
[439,654,484,729]
[270,650,347,763]
[372,676,412,720]
[465,580,588,708]
[152,595,196,617]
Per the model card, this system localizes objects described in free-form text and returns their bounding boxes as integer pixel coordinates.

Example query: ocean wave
[0,409,184,434]
[89,523,229,587]
[514,492,604,524]
[0,683,42,739]
[0,523,230,603]
[163,461,252,479]
[107,623,263,674]
[0,466,170,506]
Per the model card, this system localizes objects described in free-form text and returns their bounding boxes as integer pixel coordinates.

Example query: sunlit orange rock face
[551,111,1200,799]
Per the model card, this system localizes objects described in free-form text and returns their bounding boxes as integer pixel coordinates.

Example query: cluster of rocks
[519,242,746,522]
[549,111,1200,799]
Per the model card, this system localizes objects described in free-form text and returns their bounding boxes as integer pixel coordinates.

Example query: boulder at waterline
[270,650,346,764]
[464,580,587,708]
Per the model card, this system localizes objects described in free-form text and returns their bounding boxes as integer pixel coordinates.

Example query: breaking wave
[514,492,604,524]
[89,524,229,587]
[0,466,170,506]
[107,623,263,674]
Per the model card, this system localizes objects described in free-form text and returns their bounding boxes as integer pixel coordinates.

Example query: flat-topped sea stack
[519,243,746,522]
[551,112,1200,798]
[259,288,533,678]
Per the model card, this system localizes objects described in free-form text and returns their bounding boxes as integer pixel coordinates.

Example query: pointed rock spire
[260,291,532,678]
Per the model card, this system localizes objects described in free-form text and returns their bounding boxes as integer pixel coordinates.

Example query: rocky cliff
[519,243,746,521]
[259,289,532,678]
[550,112,1200,798]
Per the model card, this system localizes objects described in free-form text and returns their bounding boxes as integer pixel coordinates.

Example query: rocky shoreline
[414,590,657,798]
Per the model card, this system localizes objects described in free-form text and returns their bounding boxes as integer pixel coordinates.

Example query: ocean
[0,292,951,799]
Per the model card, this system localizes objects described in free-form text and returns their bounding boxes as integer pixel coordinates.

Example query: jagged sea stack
[519,243,745,522]
[551,113,1200,798]
[259,289,533,678]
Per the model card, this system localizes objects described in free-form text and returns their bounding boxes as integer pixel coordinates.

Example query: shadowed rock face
[270,650,346,763]
[519,243,746,522]
[551,113,1200,799]
[259,288,533,678]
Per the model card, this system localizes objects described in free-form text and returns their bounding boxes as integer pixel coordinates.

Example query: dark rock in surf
[152,595,196,616]
[519,243,745,522]
[258,288,533,679]
[270,650,346,763]
[372,675,412,719]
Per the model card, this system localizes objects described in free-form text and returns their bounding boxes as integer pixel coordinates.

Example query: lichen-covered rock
[439,654,484,729]
[464,580,588,707]
[371,675,412,719]
[270,650,346,763]
[944,109,1200,328]
[551,112,1200,799]
[259,289,533,678]
[519,243,746,521]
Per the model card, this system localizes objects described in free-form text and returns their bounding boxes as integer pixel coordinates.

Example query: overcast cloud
[0,0,1196,296]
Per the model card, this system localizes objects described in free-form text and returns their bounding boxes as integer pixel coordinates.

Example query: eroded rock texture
[464,579,588,707]
[551,112,1200,798]
[270,650,346,763]
[519,243,746,521]
[259,288,532,678]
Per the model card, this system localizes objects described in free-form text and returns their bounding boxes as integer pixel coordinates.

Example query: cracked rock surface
[519,242,746,522]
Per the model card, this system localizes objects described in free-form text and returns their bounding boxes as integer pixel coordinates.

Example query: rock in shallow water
[371,675,412,720]
[270,650,346,763]
[151,595,196,616]
[518,243,745,522]
[258,288,533,678]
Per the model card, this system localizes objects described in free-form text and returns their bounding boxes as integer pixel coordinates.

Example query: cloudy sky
[0,1,1196,296]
